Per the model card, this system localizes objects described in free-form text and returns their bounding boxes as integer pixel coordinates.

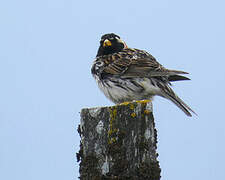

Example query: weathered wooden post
[77,100,161,180]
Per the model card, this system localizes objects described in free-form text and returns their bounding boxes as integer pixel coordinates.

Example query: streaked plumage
[91,33,196,116]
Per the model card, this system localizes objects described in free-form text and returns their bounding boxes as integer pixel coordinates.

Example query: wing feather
[101,48,189,80]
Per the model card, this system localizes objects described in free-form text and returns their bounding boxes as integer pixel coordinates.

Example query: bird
[91,33,196,116]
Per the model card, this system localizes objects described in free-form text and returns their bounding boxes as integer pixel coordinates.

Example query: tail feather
[160,87,196,117]
[168,75,190,82]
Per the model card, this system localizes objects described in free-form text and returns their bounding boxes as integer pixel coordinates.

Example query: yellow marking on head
[103,39,112,47]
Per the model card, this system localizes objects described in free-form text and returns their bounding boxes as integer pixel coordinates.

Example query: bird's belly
[94,76,161,104]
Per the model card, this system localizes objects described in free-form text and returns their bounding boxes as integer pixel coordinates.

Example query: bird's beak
[103,39,112,47]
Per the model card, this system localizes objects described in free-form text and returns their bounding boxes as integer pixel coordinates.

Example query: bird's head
[96,33,127,56]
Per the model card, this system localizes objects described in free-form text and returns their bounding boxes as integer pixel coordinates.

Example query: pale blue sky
[0,0,225,179]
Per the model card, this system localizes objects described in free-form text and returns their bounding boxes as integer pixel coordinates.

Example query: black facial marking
[101,33,120,40]
[96,33,125,57]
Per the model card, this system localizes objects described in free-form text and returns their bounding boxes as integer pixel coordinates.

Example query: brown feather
[101,48,190,80]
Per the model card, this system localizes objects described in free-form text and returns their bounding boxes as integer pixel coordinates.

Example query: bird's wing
[102,48,189,79]
[168,75,190,81]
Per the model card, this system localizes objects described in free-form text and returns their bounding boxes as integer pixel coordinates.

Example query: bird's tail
[160,86,196,117]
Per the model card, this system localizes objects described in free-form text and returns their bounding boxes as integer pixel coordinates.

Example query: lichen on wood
[77,101,161,180]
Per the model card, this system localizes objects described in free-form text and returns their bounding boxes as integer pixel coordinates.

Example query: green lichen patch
[144,109,151,115]
[129,103,135,110]
[108,107,119,144]
[131,112,137,118]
